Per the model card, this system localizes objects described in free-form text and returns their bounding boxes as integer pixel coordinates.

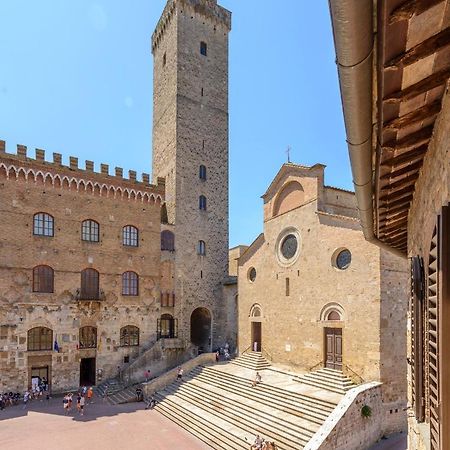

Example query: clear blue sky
[0,0,351,248]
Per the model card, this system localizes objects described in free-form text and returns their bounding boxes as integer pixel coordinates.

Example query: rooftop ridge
[0,139,165,193]
[151,0,231,54]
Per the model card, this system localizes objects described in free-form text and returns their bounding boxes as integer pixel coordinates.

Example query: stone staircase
[294,368,356,394]
[231,351,271,371]
[153,364,339,450]
[94,378,143,405]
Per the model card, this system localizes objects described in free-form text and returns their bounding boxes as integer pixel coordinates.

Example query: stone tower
[151,0,231,350]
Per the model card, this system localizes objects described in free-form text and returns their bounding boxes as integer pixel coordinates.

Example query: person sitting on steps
[251,371,262,388]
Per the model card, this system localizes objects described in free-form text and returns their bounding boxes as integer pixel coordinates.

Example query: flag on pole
[54,334,60,352]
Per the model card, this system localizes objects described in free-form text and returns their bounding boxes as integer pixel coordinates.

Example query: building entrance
[325,328,342,370]
[31,366,49,391]
[251,322,262,352]
[80,357,96,386]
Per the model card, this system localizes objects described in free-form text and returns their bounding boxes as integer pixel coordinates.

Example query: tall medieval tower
[151,0,231,350]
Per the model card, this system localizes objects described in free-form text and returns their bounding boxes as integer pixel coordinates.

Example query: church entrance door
[325,328,342,370]
[80,357,96,386]
[251,322,262,352]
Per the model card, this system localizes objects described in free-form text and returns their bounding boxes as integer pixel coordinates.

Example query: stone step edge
[293,378,346,394]
[185,372,329,424]
[181,377,319,436]
[197,366,337,410]
[308,370,355,383]
[156,394,301,450]
[301,373,354,387]
[165,382,314,443]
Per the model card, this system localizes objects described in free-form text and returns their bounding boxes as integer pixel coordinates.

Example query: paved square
[0,397,210,450]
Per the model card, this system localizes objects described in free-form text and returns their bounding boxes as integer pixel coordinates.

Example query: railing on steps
[261,347,273,362]
[241,344,252,355]
[308,361,324,372]
[342,364,365,385]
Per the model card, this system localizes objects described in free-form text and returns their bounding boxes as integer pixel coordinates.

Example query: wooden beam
[380,159,423,180]
[383,68,450,104]
[384,213,409,228]
[380,173,418,192]
[379,194,414,209]
[385,28,450,69]
[381,144,427,167]
[379,203,411,219]
[379,184,415,202]
[383,125,434,151]
[383,100,442,130]
[389,0,444,24]
[379,227,407,239]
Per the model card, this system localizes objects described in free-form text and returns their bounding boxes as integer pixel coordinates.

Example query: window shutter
[411,256,425,422]
[427,225,440,449]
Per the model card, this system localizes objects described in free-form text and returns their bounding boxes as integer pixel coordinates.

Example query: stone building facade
[152,0,232,352]
[0,0,233,393]
[237,163,409,433]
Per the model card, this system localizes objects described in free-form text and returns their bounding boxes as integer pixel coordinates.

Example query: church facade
[237,163,409,433]
[0,0,234,393]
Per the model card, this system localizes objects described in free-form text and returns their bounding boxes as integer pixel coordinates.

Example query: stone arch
[272,181,305,217]
[320,303,345,322]
[249,303,263,320]
[190,307,212,352]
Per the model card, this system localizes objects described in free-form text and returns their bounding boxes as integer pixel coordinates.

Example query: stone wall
[151,0,232,353]
[0,156,163,393]
[406,84,450,449]
[238,164,408,433]
[305,382,384,450]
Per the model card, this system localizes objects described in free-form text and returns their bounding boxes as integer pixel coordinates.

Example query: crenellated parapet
[151,0,231,53]
[0,140,165,205]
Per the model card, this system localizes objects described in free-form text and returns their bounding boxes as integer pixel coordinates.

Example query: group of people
[251,434,277,450]
[1,384,51,411]
[63,386,93,416]
[0,392,21,409]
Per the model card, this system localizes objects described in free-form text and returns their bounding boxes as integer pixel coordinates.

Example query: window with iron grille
[123,225,139,247]
[198,240,206,256]
[79,326,97,349]
[120,325,139,346]
[199,195,207,211]
[157,314,178,339]
[122,271,139,296]
[33,213,54,237]
[32,265,54,293]
[80,268,100,300]
[199,165,207,181]
[81,220,99,242]
[27,327,53,351]
[161,230,175,251]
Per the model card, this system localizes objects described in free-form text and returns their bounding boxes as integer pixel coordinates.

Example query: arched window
[33,212,54,237]
[158,314,178,339]
[81,268,100,300]
[120,325,139,346]
[27,327,53,351]
[81,219,99,242]
[79,326,97,349]
[327,310,341,321]
[32,265,54,293]
[199,195,207,211]
[161,230,175,251]
[123,225,139,247]
[122,271,139,296]
[198,240,206,256]
[199,165,207,181]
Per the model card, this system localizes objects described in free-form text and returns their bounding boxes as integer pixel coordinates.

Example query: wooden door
[325,328,343,370]
[251,322,262,352]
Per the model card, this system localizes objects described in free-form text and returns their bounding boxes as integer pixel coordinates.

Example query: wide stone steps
[163,379,312,448]
[294,368,356,394]
[191,366,335,423]
[231,351,271,370]
[153,365,339,450]
[107,385,142,405]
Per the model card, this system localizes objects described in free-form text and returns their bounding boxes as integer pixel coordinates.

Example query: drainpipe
[328,0,405,258]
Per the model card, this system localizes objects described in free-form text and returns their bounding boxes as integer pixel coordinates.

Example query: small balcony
[75,288,105,301]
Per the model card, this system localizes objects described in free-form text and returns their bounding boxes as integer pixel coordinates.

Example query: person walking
[79,395,85,416]
[63,394,69,415]
[87,387,94,403]
[144,369,150,382]
[22,390,30,410]
[177,367,184,381]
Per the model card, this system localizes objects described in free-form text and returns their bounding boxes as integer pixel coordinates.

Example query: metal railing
[309,361,324,372]
[343,364,365,385]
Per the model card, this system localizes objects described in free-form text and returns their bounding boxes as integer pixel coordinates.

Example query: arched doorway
[320,304,344,370]
[250,304,262,352]
[190,307,212,352]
